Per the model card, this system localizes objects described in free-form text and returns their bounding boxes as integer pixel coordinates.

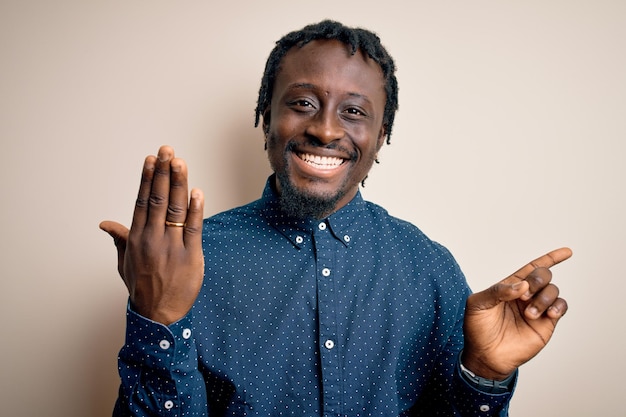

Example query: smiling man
[101,20,571,416]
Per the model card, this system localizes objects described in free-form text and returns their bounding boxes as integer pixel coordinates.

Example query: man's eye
[345,107,365,117]
[292,100,314,108]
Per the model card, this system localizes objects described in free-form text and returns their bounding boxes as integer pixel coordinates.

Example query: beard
[269,138,358,219]
[274,169,348,220]
[267,135,370,220]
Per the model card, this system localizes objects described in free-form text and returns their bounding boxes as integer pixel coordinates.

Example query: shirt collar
[259,176,367,249]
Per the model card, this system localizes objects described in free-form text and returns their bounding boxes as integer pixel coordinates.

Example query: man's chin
[277,177,344,220]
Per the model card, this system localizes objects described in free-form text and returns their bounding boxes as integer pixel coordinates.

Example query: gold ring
[165,220,186,227]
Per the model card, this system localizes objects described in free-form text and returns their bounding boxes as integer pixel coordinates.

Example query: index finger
[130,154,157,232]
[510,247,573,281]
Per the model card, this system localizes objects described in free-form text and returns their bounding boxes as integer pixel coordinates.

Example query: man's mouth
[297,152,345,170]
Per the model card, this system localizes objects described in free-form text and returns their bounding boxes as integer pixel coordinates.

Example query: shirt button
[343,235,351,243]
[318,222,327,231]
[164,400,174,410]
[159,340,171,350]
[322,268,331,277]
[479,404,490,412]
[324,339,335,349]
[295,236,304,244]
[182,328,192,339]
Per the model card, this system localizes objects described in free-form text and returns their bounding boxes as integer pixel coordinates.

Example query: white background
[1,1,624,415]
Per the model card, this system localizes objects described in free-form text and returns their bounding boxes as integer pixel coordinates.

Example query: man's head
[256,21,399,219]
[255,20,398,143]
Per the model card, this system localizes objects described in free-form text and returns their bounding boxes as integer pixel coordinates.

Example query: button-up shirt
[114,178,514,416]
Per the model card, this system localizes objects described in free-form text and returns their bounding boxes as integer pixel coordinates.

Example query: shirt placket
[313,219,343,417]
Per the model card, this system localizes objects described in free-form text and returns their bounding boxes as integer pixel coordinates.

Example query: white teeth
[298,153,344,169]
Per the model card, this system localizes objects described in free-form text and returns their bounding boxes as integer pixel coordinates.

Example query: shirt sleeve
[410,321,515,416]
[408,243,515,416]
[113,303,207,417]
[449,358,516,416]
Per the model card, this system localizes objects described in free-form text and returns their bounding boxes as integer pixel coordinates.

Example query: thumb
[467,280,529,312]
[99,220,129,248]
[99,220,129,280]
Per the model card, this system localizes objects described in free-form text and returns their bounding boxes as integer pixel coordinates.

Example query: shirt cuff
[117,302,202,414]
[123,302,195,371]
[451,357,517,415]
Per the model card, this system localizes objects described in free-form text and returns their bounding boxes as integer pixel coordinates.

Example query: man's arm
[101,145,208,415]
[414,247,570,416]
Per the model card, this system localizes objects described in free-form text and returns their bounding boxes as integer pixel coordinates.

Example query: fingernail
[527,306,539,317]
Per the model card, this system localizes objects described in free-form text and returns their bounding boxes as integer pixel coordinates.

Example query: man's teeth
[298,153,344,169]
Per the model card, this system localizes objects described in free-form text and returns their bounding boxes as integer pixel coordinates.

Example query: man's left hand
[462,247,572,380]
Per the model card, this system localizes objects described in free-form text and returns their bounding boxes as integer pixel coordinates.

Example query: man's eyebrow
[287,83,373,103]
[346,91,372,103]
[286,82,317,91]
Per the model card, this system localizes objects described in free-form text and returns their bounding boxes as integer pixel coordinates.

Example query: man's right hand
[100,145,205,325]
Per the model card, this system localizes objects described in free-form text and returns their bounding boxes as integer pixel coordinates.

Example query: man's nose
[305,109,344,144]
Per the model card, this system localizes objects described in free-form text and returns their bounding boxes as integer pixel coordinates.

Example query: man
[101,20,571,416]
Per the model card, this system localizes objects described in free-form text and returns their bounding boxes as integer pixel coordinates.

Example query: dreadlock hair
[254,20,399,145]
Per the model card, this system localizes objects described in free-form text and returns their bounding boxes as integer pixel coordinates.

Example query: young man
[101,20,571,416]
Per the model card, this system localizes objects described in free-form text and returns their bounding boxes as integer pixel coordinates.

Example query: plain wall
[1,0,624,416]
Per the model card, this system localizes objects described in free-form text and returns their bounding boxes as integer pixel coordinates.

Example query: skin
[100,40,571,381]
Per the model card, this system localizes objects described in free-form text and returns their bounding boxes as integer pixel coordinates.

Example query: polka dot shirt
[115,179,514,416]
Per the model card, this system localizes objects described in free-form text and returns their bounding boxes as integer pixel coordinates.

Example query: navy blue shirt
[115,179,514,416]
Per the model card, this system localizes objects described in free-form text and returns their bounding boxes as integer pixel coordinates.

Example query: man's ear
[262,107,271,136]
[377,124,388,149]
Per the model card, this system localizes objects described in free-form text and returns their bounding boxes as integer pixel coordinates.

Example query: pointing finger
[510,247,572,281]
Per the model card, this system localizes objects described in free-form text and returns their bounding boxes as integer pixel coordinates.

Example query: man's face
[264,39,387,219]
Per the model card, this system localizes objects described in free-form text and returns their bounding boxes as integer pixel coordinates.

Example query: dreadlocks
[254,20,399,145]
